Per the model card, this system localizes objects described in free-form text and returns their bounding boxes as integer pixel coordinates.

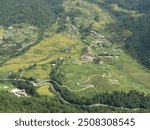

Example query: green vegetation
[12,80,37,96]
[50,57,150,109]
[0,83,14,91]
[2,91,150,113]
[0,24,39,64]
[92,90,150,109]
[111,4,144,17]
[37,85,54,97]
[57,63,121,95]
[0,0,64,27]
[0,91,81,113]
[110,53,150,92]
[0,34,83,79]
[109,0,150,69]
[56,52,150,98]
[0,0,149,113]
[88,0,150,68]
[104,0,150,12]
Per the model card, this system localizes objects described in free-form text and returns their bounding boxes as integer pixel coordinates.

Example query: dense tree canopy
[0,0,64,27]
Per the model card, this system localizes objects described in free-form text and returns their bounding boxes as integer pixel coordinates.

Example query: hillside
[0,0,150,113]
[0,0,149,68]
[0,0,64,27]
[107,0,150,68]
[0,0,64,65]
[88,0,150,68]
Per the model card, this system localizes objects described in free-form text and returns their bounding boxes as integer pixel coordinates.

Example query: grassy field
[112,4,144,17]
[58,50,150,98]
[23,64,52,80]
[110,53,150,93]
[36,85,54,97]
[72,87,98,98]
[0,82,14,91]
[58,62,123,97]
[0,27,5,37]
[59,63,107,89]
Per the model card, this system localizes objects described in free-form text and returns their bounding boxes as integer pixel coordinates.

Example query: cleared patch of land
[58,62,122,97]
[112,4,144,17]
[0,82,14,91]
[110,53,150,93]
[0,27,5,37]
[58,50,150,98]
[37,85,54,97]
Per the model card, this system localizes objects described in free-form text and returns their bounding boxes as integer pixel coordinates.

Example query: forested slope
[105,0,150,12]
[0,0,64,27]
[87,0,150,68]
[107,0,150,68]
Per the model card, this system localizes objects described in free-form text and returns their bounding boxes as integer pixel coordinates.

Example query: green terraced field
[0,83,14,91]
[0,34,84,80]
[37,85,54,97]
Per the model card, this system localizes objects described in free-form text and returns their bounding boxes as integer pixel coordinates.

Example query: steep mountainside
[0,0,64,64]
[87,0,150,68]
[0,0,64,27]
[105,0,150,68]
